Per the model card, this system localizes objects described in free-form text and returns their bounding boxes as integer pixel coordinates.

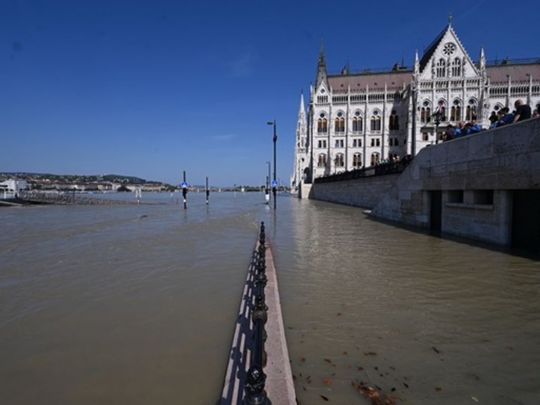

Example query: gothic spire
[480,47,486,70]
[298,91,305,117]
[315,41,328,88]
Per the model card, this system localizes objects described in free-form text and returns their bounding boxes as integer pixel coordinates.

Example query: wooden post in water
[206,176,209,205]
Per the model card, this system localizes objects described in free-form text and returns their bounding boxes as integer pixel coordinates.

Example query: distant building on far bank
[291,20,540,190]
[0,179,29,198]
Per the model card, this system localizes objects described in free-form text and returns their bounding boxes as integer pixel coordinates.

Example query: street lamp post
[267,120,277,210]
[433,110,442,144]
[265,161,270,204]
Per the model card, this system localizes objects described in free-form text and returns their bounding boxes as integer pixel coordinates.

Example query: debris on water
[364,352,377,356]
[288,326,295,330]
[352,380,398,405]
[471,396,479,402]
[323,378,333,386]
[324,358,332,363]
[391,387,396,392]
[302,386,306,391]
[390,366,396,371]
[337,312,342,316]
[403,383,409,388]
[435,387,442,391]
[320,394,329,401]
[358,366,364,371]
[343,351,348,355]
[432,346,441,354]
[300,357,306,363]
[293,374,297,381]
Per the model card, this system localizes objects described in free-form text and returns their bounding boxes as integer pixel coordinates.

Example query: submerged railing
[244,222,270,405]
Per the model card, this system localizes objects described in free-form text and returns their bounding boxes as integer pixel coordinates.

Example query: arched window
[352,110,363,132]
[353,153,362,169]
[450,99,461,121]
[317,153,327,167]
[335,111,345,133]
[334,153,344,168]
[421,100,431,124]
[389,110,399,130]
[370,110,381,132]
[370,152,380,166]
[436,58,446,78]
[436,100,447,121]
[451,57,461,76]
[317,113,328,133]
[466,99,477,121]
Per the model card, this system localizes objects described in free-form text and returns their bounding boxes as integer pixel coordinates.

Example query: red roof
[327,71,412,92]
[487,63,540,83]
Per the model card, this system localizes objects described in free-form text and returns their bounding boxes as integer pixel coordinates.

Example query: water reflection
[273,198,540,404]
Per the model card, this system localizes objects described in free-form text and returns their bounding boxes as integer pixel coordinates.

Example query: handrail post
[244,222,270,405]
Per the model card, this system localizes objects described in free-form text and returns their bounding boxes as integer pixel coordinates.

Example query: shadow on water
[363,212,540,261]
[219,246,259,405]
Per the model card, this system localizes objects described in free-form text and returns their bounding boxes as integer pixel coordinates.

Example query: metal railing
[315,156,413,184]
[244,222,270,405]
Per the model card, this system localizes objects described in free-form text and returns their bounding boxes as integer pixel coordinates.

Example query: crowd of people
[442,99,538,142]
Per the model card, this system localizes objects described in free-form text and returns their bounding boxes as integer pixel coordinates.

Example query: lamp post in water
[205,176,209,205]
[181,170,188,209]
[266,120,277,210]
[265,161,270,204]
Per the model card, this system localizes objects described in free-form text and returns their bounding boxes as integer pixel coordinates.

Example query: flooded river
[1,193,539,404]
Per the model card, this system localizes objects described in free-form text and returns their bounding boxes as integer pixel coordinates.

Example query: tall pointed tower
[315,44,328,89]
[291,92,308,191]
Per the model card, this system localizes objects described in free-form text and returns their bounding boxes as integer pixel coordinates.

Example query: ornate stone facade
[291,22,540,190]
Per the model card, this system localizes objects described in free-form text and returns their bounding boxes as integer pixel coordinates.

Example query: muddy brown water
[1,192,539,404]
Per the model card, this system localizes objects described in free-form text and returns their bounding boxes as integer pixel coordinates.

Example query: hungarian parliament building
[291,21,540,189]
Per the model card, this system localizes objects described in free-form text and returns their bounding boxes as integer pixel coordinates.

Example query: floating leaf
[363,352,377,356]
[320,394,329,401]
[472,396,479,402]
[323,377,333,386]
[432,346,441,354]
[324,358,332,363]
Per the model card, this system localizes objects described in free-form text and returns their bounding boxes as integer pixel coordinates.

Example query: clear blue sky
[2,0,539,186]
